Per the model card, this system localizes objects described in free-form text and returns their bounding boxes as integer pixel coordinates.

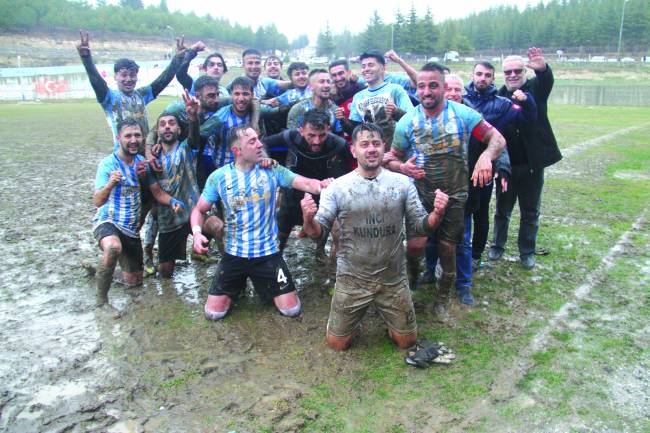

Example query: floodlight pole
[166,25,175,56]
[617,0,629,60]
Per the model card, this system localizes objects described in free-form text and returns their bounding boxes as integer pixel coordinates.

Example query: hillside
[0,29,244,68]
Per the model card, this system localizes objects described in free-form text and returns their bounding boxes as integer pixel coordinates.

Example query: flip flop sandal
[405,339,453,368]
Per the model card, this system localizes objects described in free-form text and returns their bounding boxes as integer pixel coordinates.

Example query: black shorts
[158,224,190,263]
[209,253,296,302]
[93,222,143,273]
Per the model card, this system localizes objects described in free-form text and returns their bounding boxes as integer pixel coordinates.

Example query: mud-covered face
[300,123,330,153]
[472,64,495,91]
[157,115,181,145]
[265,58,282,79]
[444,78,464,103]
[290,68,309,89]
[115,68,138,94]
[417,70,445,111]
[329,65,349,89]
[118,125,142,156]
[503,59,527,91]
[243,54,262,81]
[352,130,384,172]
[234,128,264,165]
[310,72,332,100]
[231,85,253,117]
[197,85,220,112]
[204,56,225,80]
[361,58,384,87]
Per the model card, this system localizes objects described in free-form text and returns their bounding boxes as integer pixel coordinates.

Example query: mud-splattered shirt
[93,153,146,238]
[101,86,154,152]
[315,168,431,285]
[392,101,482,210]
[201,163,296,258]
[286,98,342,133]
[348,82,414,146]
[149,140,200,233]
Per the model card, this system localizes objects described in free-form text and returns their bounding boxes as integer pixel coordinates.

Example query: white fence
[0,59,197,101]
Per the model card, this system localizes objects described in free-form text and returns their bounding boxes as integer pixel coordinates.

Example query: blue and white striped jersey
[203,105,251,170]
[201,163,297,258]
[100,87,155,152]
[93,153,146,238]
[276,87,311,106]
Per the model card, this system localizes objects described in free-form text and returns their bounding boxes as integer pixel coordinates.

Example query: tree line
[318,0,650,57]
[0,0,648,59]
[0,0,309,53]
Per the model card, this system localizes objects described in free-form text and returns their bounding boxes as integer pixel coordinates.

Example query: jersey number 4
[277,268,288,284]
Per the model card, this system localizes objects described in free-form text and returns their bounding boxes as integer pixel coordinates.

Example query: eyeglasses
[504,68,524,76]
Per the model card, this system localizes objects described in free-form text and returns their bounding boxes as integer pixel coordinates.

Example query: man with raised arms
[489,48,562,269]
[301,123,449,351]
[76,30,187,149]
[176,49,231,97]
[190,125,332,320]
[147,92,223,278]
[386,62,506,320]
[339,50,413,147]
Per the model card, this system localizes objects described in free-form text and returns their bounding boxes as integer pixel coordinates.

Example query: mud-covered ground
[1,101,649,433]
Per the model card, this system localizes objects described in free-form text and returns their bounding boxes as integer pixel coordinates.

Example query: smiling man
[287,69,342,134]
[301,123,448,351]
[385,62,506,320]
[266,62,311,106]
[76,30,187,151]
[190,125,331,320]
[176,50,231,97]
[489,48,562,269]
[92,119,179,309]
[263,108,353,252]
[340,50,413,147]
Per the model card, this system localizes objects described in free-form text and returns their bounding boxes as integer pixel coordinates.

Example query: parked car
[427,56,440,62]
[590,56,606,62]
[621,57,636,63]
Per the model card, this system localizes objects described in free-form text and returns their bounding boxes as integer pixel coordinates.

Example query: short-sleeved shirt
[392,101,483,209]
[348,82,414,146]
[201,105,251,170]
[348,82,413,123]
[276,87,311,106]
[315,169,429,285]
[93,153,146,238]
[201,163,297,258]
[286,99,343,133]
[150,140,200,233]
[100,86,155,152]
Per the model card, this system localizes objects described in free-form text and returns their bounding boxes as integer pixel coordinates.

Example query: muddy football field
[0,100,649,433]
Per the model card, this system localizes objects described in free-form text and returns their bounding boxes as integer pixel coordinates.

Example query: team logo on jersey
[444,121,457,134]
